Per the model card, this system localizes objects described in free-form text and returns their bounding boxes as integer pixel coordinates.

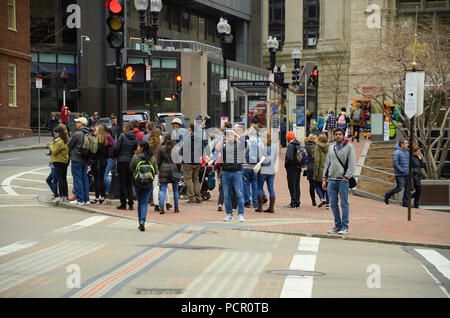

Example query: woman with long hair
[129,141,158,231]
[255,132,278,213]
[46,126,69,201]
[314,134,330,208]
[157,135,180,214]
[113,122,138,210]
[92,125,109,204]
[304,134,318,206]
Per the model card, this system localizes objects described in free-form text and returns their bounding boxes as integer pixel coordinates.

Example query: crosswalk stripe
[415,249,450,280]
[0,240,39,257]
[297,237,320,253]
[51,216,109,235]
[0,240,105,293]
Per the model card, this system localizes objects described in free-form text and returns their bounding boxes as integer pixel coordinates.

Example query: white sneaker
[238,215,245,222]
[85,201,91,205]
[223,214,234,221]
[70,201,83,206]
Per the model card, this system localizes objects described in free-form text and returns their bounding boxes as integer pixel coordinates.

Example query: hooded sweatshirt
[323,139,356,180]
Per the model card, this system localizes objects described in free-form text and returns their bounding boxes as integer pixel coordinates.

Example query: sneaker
[92,199,99,204]
[318,199,326,208]
[284,204,296,209]
[338,226,349,235]
[98,199,105,205]
[238,215,245,222]
[68,197,77,201]
[223,214,234,221]
[244,203,251,208]
[328,226,341,234]
[384,195,389,205]
[217,205,223,211]
[325,204,330,210]
[70,201,84,206]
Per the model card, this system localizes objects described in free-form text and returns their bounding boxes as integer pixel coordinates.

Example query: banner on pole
[404,71,425,119]
[36,78,42,89]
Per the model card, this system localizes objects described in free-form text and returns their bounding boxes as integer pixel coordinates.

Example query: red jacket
[133,128,144,143]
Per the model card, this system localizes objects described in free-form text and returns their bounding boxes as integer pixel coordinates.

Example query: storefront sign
[231,81,271,88]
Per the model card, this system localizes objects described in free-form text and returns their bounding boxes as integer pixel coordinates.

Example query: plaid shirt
[326,114,337,129]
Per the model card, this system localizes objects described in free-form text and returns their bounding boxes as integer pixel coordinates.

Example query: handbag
[333,148,357,189]
[170,170,181,183]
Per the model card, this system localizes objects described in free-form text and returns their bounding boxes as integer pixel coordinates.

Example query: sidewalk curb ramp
[37,192,450,250]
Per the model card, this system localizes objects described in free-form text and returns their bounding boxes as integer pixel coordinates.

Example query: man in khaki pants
[182,123,203,203]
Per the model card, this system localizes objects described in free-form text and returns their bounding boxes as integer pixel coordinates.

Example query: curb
[37,192,450,250]
[0,145,47,154]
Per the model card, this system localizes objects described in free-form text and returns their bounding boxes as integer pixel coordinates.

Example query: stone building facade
[0,0,32,139]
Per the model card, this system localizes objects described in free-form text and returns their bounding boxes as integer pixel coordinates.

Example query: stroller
[198,157,216,201]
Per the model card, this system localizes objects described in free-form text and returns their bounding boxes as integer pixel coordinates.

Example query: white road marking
[0,240,39,257]
[280,237,320,298]
[1,167,49,195]
[14,178,47,183]
[420,264,450,298]
[10,185,48,191]
[415,249,450,280]
[51,216,110,235]
[0,158,20,162]
[0,205,45,208]
[0,240,105,294]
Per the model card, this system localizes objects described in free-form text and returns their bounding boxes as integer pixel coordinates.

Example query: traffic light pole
[116,48,123,136]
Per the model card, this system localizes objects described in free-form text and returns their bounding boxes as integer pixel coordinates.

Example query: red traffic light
[176,75,182,82]
[171,93,176,100]
[106,0,123,13]
[312,70,318,77]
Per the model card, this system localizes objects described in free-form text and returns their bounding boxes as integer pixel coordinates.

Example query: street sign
[404,71,425,119]
[36,78,42,89]
[269,72,274,82]
[146,65,151,81]
[219,79,228,92]
[220,90,227,102]
[142,43,149,53]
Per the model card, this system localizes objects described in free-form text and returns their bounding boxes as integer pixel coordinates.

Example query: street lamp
[76,34,90,113]
[217,17,233,119]
[291,48,302,70]
[267,35,279,71]
[134,0,162,122]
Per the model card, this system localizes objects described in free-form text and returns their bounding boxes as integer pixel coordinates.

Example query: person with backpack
[129,141,158,231]
[113,122,138,210]
[68,117,92,205]
[46,125,69,202]
[284,131,308,209]
[92,125,109,205]
[157,135,180,214]
[304,134,318,206]
[325,111,336,142]
[243,124,261,209]
[322,128,356,235]
[350,106,362,142]
[316,112,325,133]
[336,107,349,135]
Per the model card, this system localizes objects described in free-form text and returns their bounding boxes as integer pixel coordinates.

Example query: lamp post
[267,35,279,72]
[76,34,90,113]
[291,48,302,74]
[134,0,162,123]
[274,64,286,86]
[217,17,232,120]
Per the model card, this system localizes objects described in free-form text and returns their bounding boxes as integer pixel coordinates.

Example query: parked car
[122,110,149,132]
[96,117,112,130]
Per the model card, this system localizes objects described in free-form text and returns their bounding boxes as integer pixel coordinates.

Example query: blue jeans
[385,176,409,206]
[314,181,329,203]
[257,174,275,197]
[160,183,179,208]
[135,186,151,223]
[327,179,349,228]
[222,170,245,215]
[46,167,58,197]
[243,168,259,206]
[71,161,90,203]
[104,158,115,193]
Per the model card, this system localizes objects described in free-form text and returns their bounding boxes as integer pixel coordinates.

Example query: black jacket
[412,155,425,183]
[304,141,316,180]
[113,131,138,163]
[285,139,301,169]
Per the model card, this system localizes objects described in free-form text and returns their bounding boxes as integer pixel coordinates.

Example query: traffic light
[176,75,182,95]
[105,0,125,49]
[291,69,300,86]
[123,64,146,83]
[310,66,318,88]
[171,93,176,101]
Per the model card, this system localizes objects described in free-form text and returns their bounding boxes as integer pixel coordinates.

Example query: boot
[174,206,180,213]
[160,207,165,215]
[254,195,264,212]
[263,196,275,213]
[154,205,160,211]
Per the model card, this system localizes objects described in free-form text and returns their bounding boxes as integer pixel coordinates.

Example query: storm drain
[267,270,325,277]
[135,288,184,295]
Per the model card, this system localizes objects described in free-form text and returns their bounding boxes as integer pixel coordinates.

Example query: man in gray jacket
[322,128,356,235]
[68,117,91,205]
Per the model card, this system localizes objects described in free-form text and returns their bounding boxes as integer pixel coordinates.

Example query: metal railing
[129,37,222,57]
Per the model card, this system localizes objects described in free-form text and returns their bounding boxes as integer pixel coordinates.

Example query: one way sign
[404,71,424,119]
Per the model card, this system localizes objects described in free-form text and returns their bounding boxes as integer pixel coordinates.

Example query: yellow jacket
[48,138,69,164]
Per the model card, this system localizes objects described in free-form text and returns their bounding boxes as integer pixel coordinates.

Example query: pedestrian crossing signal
[123,64,146,83]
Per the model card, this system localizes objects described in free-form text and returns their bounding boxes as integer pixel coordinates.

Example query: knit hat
[286,131,296,142]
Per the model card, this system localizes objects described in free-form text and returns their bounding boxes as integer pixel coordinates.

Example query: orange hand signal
[125,66,136,81]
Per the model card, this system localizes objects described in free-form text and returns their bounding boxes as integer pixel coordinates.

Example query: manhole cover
[135,288,184,295]
[267,270,325,277]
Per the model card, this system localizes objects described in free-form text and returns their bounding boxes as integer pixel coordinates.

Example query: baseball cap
[74,117,88,126]
[171,118,182,125]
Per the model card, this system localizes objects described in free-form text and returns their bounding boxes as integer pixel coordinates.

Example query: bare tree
[355,17,449,180]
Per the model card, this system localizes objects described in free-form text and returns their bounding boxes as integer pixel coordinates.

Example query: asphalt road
[0,150,449,299]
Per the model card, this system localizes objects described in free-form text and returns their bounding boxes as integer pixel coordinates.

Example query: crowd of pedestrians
[44,107,424,235]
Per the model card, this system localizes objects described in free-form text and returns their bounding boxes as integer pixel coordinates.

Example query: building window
[181,9,189,34]
[198,16,206,40]
[8,64,17,107]
[269,0,285,45]
[8,0,16,30]
[303,0,320,49]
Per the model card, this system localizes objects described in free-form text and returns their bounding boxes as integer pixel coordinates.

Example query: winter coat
[323,139,356,180]
[412,154,425,184]
[392,143,409,176]
[313,142,329,182]
[316,117,325,130]
[304,141,316,180]
[157,145,179,184]
[68,126,92,164]
[48,138,69,164]
[285,139,302,169]
[114,131,138,163]
[257,143,278,175]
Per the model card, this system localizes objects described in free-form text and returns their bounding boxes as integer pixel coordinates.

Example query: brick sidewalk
[50,139,450,247]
